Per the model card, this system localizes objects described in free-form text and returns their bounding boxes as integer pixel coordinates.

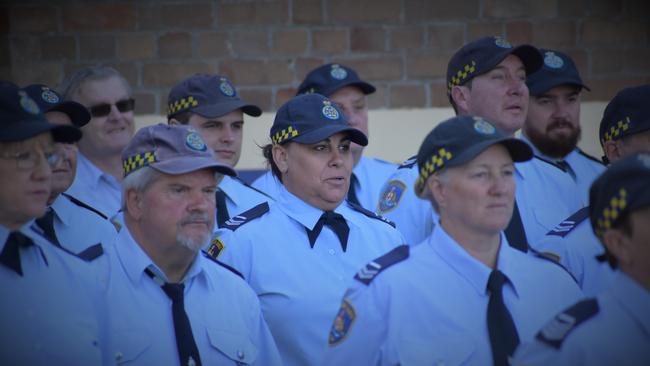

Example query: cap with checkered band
[599,84,650,146]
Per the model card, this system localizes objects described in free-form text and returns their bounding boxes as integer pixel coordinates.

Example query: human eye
[339,142,351,152]
[170,185,188,194]
[490,71,505,80]
[232,122,244,131]
[313,143,329,152]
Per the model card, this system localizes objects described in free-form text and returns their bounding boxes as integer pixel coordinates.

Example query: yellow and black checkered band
[602,116,631,144]
[122,151,157,177]
[416,148,453,187]
[167,96,199,116]
[595,188,628,237]
[447,61,477,95]
[272,126,299,145]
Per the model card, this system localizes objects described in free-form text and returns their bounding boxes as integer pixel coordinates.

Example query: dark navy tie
[215,189,230,228]
[556,160,577,181]
[504,200,528,252]
[35,208,61,247]
[1,231,34,276]
[347,173,361,206]
[487,270,520,366]
[306,211,350,252]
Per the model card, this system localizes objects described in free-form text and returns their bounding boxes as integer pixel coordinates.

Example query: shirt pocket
[206,327,259,365]
[113,330,152,365]
[396,334,475,366]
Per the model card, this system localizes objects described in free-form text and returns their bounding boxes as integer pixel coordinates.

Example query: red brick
[530,0,558,18]
[390,84,426,108]
[532,21,576,48]
[624,48,650,74]
[351,27,386,52]
[581,20,646,45]
[366,84,387,109]
[328,0,400,24]
[406,51,452,79]
[428,24,464,50]
[405,0,479,22]
[558,0,588,17]
[142,63,217,87]
[484,0,528,18]
[10,5,58,33]
[220,59,293,86]
[275,87,297,108]
[292,0,323,24]
[582,77,647,101]
[295,57,326,80]
[158,32,192,59]
[79,35,116,60]
[136,3,163,30]
[558,49,588,78]
[41,36,76,61]
[117,33,155,60]
[218,0,288,26]
[238,88,273,111]
[590,48,624,75]
[232,30,269,57]
[430,81,451,107]
[10,36,40,62]
[132,91,157,115]
[62,3,136,31]
[333,57,402,81]
[590,0,622,17]
[312,29,348,54]
[161,3,213,29]
[389,26,424,51]
[197,32,230,58]
[467,22,504,41]
[505,22,533,45]
[272,29,308,55]
[12,62,62,87]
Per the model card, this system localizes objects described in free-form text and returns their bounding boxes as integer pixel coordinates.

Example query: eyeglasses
[88,98,135,118]
[0,149,64,170]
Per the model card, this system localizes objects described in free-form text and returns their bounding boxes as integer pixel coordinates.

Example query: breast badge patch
[377,179,406,213]
[328,299,356,345]
[206,236,225,259]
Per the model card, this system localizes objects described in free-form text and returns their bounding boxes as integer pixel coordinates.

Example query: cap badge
[494,37,512,49]
[18,91,40,115]
[330,64,348,80]
[322,101,340,120]
[186,131,208,151]
[544,51,564,69]
[219,78,235,97]
[473,118,496,135]
[41,88,59,104]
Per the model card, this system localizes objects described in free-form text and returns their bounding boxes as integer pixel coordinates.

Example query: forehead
[45,111,74,126]
[459,144,513,169]
[188,109,244,124]
[536,84,582,98]
[491,54,525,72]
[76,76,129,103]
[328,86,365,103]
[150,169,217,187]
[1,132,54,152]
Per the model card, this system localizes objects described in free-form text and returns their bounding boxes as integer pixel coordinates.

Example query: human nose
[220,126,235,143]
[33,150,53,181]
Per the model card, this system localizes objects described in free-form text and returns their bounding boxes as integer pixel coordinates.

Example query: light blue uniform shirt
[378,156,580,246]
[252,156,397,211]
[217,175,272,228]
[215,184,405,366]
[532,207,616,296]
[0,223,111,366]
[323,225,584,366]
[105,227,282,366]
[50,194,117,253]
[513,272,650,366]
[66,153,122,219]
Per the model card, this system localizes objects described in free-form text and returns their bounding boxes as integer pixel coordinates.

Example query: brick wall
[2,0,649,115]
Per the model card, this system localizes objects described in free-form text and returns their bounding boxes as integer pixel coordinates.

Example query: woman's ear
[272,144,289,175]
[602,228,632,267]
[428,175,446,209]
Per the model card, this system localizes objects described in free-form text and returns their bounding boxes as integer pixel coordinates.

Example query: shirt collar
[611,272,650,336]
[50,195,73,227]
[77,153,120,189]
[218,175,242,206]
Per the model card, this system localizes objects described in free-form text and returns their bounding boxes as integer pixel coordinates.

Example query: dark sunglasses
[89,98,135,117]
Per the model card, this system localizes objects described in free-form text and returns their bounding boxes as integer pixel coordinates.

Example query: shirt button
[237,350,245,360]
[328,249,335,255]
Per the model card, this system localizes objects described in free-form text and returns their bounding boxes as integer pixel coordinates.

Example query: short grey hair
[424,167,454,214]
[121,166,162,211]
[58,65,132,101]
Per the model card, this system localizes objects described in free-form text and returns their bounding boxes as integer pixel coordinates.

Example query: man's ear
[602,228,632,266]
[603,140,623,164]
[125,188,145,221]
[451,85,471,114]
[272,144,289,175]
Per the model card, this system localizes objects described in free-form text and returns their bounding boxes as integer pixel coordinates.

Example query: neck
[47,193,61,206]
[80,150,124,182]
[352,147,363,167]
[0,218,27,231]
[440,218,501,269]
[622,265,650,293]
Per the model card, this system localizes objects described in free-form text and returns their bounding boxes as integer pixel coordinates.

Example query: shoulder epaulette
[234,176,274,200]
[354,245,409,285]
[201,250,244,279]
[546,207,590,238]
[533,155,567,173]
[577,149,606,166]
[348,202,396,228]
[62,193,109,220]
[221,202,269,231]
[529,247,579,284]
[76,243,104,262]
[536,298,599,349]
[397,155,417,170]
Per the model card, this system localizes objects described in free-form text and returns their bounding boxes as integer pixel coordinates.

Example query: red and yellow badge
[206,236,225,259]
[328,299,356,345]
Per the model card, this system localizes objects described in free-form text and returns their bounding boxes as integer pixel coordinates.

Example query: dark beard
[525,120,581,158]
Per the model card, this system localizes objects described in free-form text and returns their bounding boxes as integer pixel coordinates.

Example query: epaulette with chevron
[220,202,269,231]
[536,298,599,349]
[348,202,396,228]
[354,245,409,285]
[546,207,590,238]
[397,155,417,170]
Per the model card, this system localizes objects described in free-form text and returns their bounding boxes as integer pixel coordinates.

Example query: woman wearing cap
[323,115,584,366]
[209,93,404,366]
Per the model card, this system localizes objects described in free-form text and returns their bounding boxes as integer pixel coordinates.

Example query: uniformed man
[167,74,272,231]
[0,82,111,365]
[533,84,650,296]
[59,66,136,219]
[324,115,584,366]
[252,63,397,211]
[210,93,404,366]
[105,123,282,365]
[378,36,581,247]
[513,153,650,365]
[523,48,605,205]
[23,84,117,255]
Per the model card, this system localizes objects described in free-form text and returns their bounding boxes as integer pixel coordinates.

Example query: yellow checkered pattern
[167,96,199,115]
[416,148,453,187]
[447,61,477,95]
[122,151,157,176]
[602,117,630,144]
[272,126,299,145]
[595,188,628,237]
